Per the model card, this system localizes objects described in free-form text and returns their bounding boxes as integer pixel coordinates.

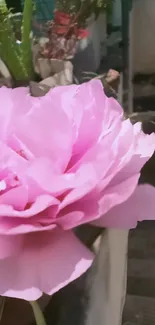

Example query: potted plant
[55,0,113,73]
[32,9,88,87]
[0,0,75,94]
[55,0,100,72]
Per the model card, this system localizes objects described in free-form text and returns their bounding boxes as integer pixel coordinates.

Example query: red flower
[54,11,71,26]
[55,25,70,35]
[52,11,89,39]
[77,28,89,39]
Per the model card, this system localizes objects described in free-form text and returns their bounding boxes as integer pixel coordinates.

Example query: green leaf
[0,0,34,81]
[0,12,27,79]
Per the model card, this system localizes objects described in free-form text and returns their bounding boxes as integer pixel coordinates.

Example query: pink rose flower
[0,80,155,301]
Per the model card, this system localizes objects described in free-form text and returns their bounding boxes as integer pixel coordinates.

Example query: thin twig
[0,297,6,323]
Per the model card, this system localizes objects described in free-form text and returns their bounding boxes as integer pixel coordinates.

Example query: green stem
[29,301,47,325]
[21,0,34,79]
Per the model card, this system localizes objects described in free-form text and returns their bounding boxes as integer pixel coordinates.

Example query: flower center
[0,174,20,194]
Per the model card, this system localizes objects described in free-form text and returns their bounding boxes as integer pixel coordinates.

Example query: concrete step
[123,295,155,325]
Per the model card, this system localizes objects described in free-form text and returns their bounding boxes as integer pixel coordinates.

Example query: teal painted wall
[21,0,55,35]
[21,0,55,22]
[33,0,55,22]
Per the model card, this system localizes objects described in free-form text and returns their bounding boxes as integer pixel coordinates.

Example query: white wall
[111,0,122,27]
[132,0,155,74]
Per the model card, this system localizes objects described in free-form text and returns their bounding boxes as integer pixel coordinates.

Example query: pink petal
[27,157,75,194]
[0,231,93,300]
[103,95,123,132]
[109,122,155,186]
[0,235,23,259]
[8,134,34,160]
[60,164,101,209]
[60,139,118,210]
[104,119,136,184]
[96,120,155,198]
[0,219,56,235]
[0,141,28,176]
[57,189,99,229]
[0,87,13,140]
[0,194,59,217]
[28,158,100,199]
[28,140,115,199]
[1,185,28,211]
[49,80,106,159]
[0,87,32,140]
[91,119,134,195]
[11,87,34,117]
[99,174,140,216]
[69,120,119,173]
[93,184,155,229]
[47,84,77,120]
[15,95,72,172]
[71,80,105,156]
